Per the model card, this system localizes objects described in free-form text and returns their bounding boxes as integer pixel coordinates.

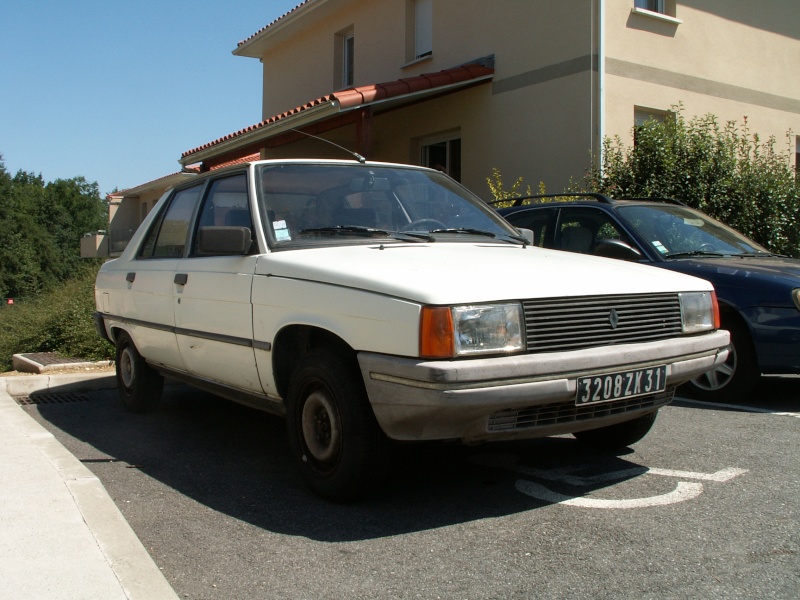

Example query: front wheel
[684,318,759,402]
[286,348,388,502]
[572,411,658,451]
[115,332,163,413]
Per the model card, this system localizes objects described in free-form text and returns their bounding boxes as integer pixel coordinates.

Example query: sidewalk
[0,373,179,600]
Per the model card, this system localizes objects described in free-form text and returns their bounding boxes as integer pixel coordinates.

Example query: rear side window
[505,208,555,248]
[193,174,253,255]
[139,184,202,258]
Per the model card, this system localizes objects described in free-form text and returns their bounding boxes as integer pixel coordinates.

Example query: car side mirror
[516,227,535,245]
[592,239,642,261]
[196,226,252,256]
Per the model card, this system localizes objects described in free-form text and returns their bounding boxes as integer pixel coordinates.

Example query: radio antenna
[290,128,366,163]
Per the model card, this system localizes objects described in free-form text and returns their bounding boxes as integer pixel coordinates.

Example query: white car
[94,159,730,501]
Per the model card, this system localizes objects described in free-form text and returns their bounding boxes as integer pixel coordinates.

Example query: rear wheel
[286,348,387,502]
[115,332,163,413]
[573,411,658,451]
[685,318,759,402]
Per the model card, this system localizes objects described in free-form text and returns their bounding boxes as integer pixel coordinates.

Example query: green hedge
[584,106,800,258]
[0,263,113,371]
[487,106,800,258]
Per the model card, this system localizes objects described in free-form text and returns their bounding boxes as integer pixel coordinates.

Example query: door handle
[174,273,188,285]
[126,272,136,283]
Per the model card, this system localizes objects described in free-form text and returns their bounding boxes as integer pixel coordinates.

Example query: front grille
[523,293,682,353]
[487,387,675,432]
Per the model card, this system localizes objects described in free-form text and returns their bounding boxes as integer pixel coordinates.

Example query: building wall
[604,1,800,156]
[244,0,800,195]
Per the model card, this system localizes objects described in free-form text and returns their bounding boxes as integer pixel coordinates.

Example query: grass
[0,264,113,372]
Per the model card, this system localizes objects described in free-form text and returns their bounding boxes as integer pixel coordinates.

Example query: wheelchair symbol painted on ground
[473,454,747,509]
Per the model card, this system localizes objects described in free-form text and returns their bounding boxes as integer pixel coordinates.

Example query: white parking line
[516,480,704,509]
[513,464,747,486]
[676,398,800,418]
[472,454,748,509]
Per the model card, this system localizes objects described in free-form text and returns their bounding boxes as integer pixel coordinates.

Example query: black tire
[684,317,759,403]
[115,332,163,413]
[573,411,658,451]
[286,348,387,502]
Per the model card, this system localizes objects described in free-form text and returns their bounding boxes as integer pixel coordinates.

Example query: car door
[172,172,263,394]
[555,207,642,260]
[501,207,556,247]
[124,183,204,370]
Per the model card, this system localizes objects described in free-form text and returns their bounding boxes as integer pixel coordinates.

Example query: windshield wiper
[391,231,435,242]
[429,228,498,238]
[298,226,390,236]
[428,227,529,245]
[664,250,725,258]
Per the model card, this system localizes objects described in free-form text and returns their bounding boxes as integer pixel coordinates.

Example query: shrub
[0,263,113,371]
[582,106,800,257]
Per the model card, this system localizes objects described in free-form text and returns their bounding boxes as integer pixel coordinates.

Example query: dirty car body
[497,194,800,402]
[95,161,729,500]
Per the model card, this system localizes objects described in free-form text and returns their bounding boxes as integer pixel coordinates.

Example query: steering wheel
[698,243,716,252]
[400,219,446,232]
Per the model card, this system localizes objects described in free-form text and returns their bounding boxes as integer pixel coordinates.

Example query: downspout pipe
[598,0,606,174]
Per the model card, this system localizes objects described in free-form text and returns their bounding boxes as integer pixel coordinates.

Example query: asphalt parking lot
[23,378,800,600]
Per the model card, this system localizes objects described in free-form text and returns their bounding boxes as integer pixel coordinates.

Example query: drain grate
[15,392,92,406]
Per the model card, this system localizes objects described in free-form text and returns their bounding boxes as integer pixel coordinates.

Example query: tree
[0,156,107,298]
[582,106,800,257]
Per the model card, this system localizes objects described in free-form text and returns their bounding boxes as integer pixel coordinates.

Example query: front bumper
[358,329,730,443]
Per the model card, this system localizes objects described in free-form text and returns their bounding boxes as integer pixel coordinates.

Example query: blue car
[497,194,800,402]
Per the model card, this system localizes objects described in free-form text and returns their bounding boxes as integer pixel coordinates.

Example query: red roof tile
[209,152,261,170]
[237,1,314,48]
[182,63,494,160]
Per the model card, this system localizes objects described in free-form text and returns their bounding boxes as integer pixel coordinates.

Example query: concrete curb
[0,374,179,600]
[2,372,118,397]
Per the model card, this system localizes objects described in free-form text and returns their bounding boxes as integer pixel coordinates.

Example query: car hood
[662,254,800,287]
[258,243,713,305]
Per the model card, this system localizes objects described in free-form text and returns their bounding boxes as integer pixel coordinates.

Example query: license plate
[576,365,667,405]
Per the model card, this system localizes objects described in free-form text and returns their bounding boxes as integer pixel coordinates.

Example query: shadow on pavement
[30,382,664,542]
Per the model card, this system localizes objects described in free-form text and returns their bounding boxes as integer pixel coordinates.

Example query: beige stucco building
[85,0,800,257]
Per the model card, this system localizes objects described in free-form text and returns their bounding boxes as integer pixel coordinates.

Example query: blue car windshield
[617,204,770,257]
[255,163,521,248]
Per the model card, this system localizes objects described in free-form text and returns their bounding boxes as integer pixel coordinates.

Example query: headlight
[420,303,524,358]
[679,291,719,334]
[792,289,800,311]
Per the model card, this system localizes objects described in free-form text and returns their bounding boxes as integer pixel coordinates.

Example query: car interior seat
[331,207,379,228]
[560,226,593,253]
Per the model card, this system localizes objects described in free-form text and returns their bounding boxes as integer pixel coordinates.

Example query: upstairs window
[335,27,355,89]
[343,32,354,87]
[414,0,432,59]
[632,0,679,20]
[635,0,665,13]
[405,0,432,63]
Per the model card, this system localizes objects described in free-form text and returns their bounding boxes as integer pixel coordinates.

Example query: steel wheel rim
[120,347,135,390]
[301,389,341,464]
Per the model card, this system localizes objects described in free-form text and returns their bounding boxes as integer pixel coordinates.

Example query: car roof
[493,194,686,215]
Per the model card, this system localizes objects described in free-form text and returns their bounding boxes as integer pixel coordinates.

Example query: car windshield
[255,163,523,248]
[617,204,771,258]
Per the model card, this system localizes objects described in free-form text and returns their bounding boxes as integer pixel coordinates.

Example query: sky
[1,1,302,196]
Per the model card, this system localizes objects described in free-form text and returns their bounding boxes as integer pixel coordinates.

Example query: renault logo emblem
[609,308,620,329]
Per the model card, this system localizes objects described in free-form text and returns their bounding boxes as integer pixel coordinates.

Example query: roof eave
[179,100,339,167]
[233,0,330,58]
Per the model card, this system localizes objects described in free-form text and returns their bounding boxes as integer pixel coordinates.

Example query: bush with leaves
[582,106,800,257]
[485,168,551,208]
[0,263,112,371]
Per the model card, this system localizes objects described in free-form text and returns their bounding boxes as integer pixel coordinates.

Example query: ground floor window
[421,133,461,182]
